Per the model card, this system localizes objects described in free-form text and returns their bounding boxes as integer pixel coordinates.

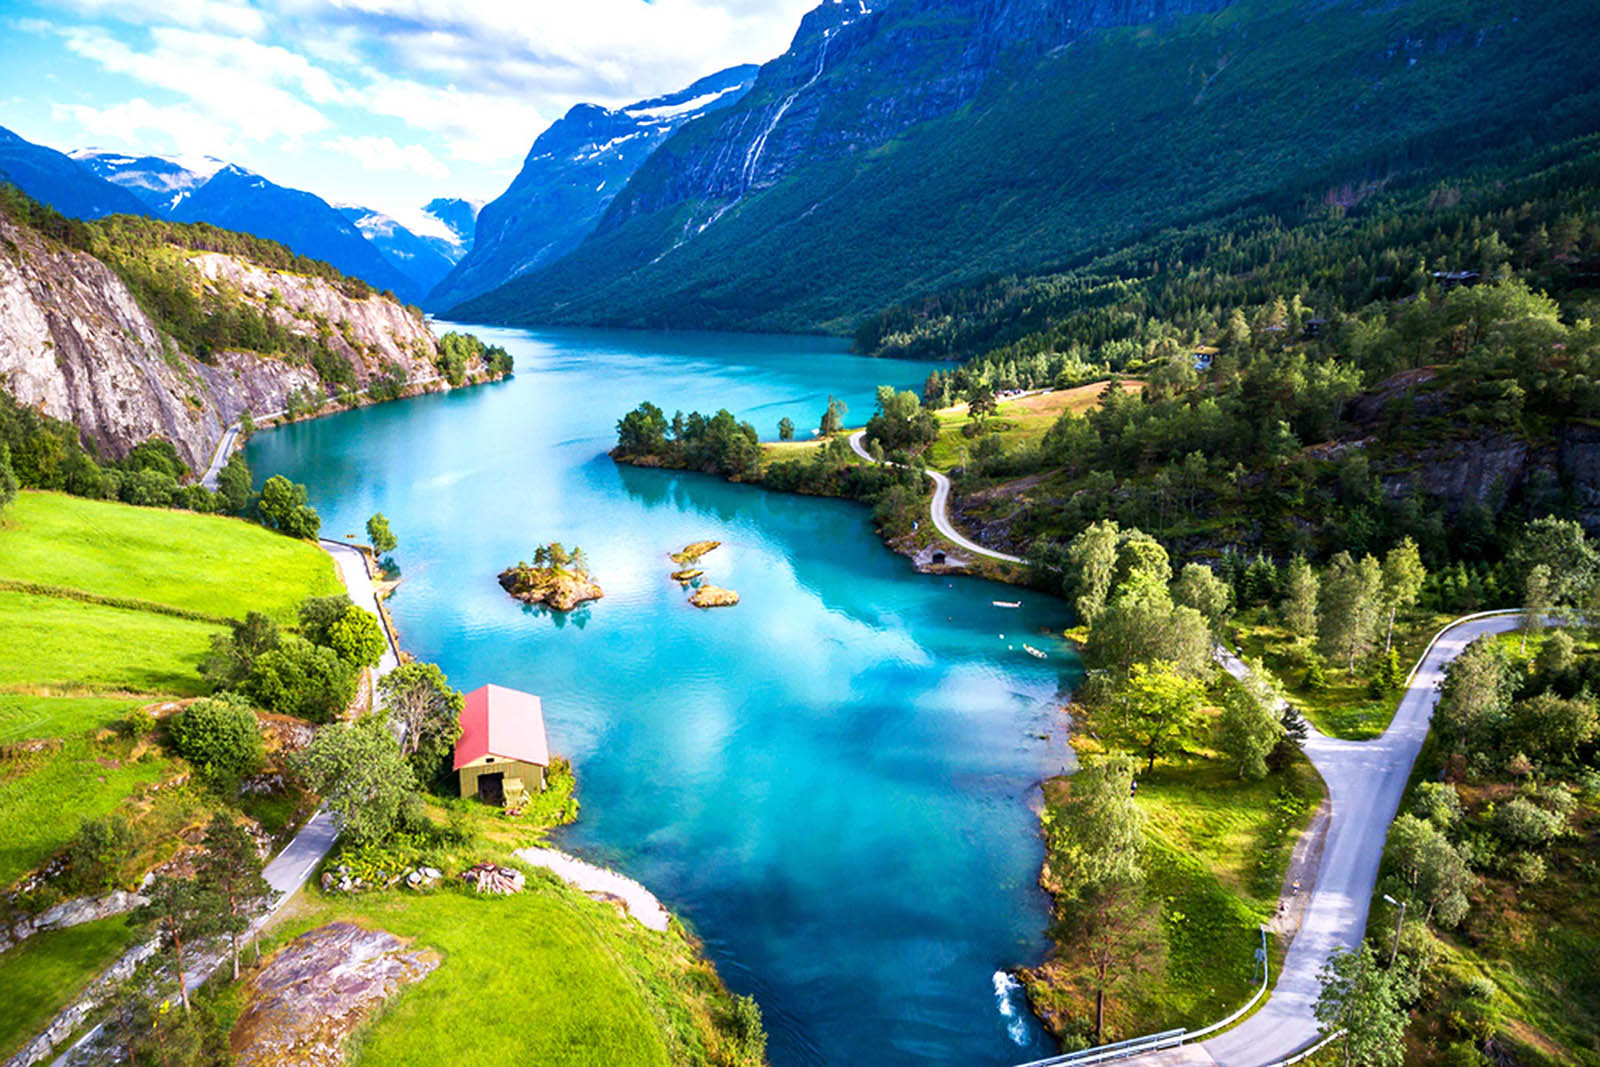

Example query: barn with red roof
[454,683,550,805]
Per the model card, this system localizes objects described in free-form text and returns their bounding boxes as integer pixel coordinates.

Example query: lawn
[0,694,144,745]
[0,590,218,700]
[271,876,737,1067]
[0,914,144,1061]
[0,491,340,622]
[925,380,1143,469]
[0,734,177,888]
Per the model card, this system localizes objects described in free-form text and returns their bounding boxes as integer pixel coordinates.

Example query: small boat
[1023,644,1047,659]
[993,600,1022,608]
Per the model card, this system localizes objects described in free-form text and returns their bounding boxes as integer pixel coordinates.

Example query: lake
[245,325,1080,1065]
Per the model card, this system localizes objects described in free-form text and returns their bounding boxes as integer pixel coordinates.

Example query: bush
[119,707,156,739]
[64,815,134,893]
[170,693,264,786]
[327,605,386,667]
[1491,796,1564,848]
[1505,851,1547,885]
[245,635,357,722]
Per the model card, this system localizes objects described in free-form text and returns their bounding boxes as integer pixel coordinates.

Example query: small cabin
[454,684,549,806]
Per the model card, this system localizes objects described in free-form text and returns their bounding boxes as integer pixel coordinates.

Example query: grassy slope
[270,872,744,1067]
[0,492,342,623]
[0,915,138,1059]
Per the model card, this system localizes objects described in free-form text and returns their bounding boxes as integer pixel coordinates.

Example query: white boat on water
[1023,644,1046,659]
[993,600,1021,608]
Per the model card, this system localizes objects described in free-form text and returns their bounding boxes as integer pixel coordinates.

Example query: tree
[327,605,386,668]
[1065,520,1121,625]
[778,416,795,441]
[966,384,998,423]
[1217,665,1286,779]
[1280,557,1319,639]
[215,452,251,514]
[65,816,134,894]
[1088,585,1213,679]
[1319,551,1382,670]
[1383,815,1474,927]
[1522,563,1552,653]
[1508,692,1598,762]
[132,875,220,1012]
[1493,795,1565,849]
[864,386,938,453]
[198,814,270,980]
[198,611,280,691]
[1410,782,1462,830]
[1509,516,1598,607]
[257,474,320,539]
[819,395,848,437]
[1378,538,1426,653]
[1172,563,1232,636]
[378,661,464,783]
[170,693,264,787]
[0,443,20,516]
[245,635,358,722]
[298,594,354,646]
[366,512,397,556]
[1314,942,1410,1067]
[1043,755,1160,1044]
[293,714,419,845]
[1434,635,1513,754]
[616,402,668,455]
[1101,660,1207,772]
[1111,530,1170,593]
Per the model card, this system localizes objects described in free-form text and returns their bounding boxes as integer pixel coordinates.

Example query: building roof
[453,684,549,770]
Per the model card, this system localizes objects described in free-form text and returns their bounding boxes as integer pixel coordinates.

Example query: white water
[993,971,1031,1046]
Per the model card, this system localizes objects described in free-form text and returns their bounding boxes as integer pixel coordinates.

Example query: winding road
[1112,611,1527,1067]
[846,430,1023,563]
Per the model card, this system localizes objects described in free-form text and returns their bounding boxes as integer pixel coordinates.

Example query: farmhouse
[454,683,550,806]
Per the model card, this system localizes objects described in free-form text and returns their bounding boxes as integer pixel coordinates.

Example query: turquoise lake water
[245,326,1081,1065]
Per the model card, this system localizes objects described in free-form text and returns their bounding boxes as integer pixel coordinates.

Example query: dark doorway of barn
[479,772,505,805]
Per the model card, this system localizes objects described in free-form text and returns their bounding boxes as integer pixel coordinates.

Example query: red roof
[453,684,549,770]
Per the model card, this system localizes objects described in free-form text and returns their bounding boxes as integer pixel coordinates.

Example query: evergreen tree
[366,512,398,556]
[132,876,221,1012]
[198,814,271,980]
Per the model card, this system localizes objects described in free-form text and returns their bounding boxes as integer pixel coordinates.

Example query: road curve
[198,423,241,490]
[846,430,1023,563]
[1128,611,1526,1067]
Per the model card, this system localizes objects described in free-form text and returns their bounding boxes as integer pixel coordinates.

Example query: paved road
[319,539,401,675]
[846,430,1023,564]
[198,424,241,489]
[1125,612,1525,1067]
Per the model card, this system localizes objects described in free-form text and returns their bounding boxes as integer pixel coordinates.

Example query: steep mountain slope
[164,165,421,302]
[338,204,459,296]
[0,127,151,221]
[70,149,225,213]
[426,63,757,310]
[452,0,1600,334]
[0,191,503,472]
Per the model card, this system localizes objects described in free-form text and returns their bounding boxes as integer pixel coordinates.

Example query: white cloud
[52,97,239,158]
[50,0,267,37]
[325,134,449,178]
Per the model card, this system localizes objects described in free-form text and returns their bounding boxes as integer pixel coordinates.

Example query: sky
[0,0,816,238]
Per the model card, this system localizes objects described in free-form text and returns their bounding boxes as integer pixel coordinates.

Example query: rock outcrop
[497,563,604,612]
[231,922,438,1067]
[0,208,484,473]
[689,584,740,608]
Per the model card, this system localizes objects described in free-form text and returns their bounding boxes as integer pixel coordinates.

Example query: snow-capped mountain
[337,204,459,296]
[0,127,152,220]
[427,63,757,311]
[70,149,226,214]
[421,197,483,253]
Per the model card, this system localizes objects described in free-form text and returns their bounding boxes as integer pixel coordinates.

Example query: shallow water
[245,325,1079,1065]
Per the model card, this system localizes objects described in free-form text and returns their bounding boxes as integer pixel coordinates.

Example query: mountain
[156,164,422,302]
[69,149,225,213]
[448,0,1600,334]
[425,63,758,310]
[0,127,152,220]
[422,196,482,252]
[337,204,460,297]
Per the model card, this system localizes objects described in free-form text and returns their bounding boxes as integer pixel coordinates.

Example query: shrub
[245,635,357,722]
[170,693,264,786]
[64,815,135,893]
[1491,796,1564,848]
[119,707,156,739]
[1506,851,1547,885]
[327,605,385,668]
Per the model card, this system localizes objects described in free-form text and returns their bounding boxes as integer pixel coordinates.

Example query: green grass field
[924,381,1142,470]
[0,695,144,746]
[0,735,175,887]
[0,914,144,1061]
[271,875,743,1067]
[0,492,340,622]
[0,591,217,700]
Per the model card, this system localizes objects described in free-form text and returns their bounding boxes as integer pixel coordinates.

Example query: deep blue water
[245,326,1079,1066]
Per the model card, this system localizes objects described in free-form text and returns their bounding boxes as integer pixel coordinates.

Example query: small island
[671,540,721,565]
[688,584,740,608]
[499,543,604,612]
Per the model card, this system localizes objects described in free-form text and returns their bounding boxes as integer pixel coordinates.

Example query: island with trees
[498,543,604,612]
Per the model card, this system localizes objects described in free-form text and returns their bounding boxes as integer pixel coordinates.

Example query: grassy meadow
[0,915,142,1059]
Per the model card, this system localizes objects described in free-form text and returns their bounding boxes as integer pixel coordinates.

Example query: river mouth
[245,324,1077,1065]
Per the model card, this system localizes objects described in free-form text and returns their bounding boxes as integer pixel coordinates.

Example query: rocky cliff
[0,207,461,474]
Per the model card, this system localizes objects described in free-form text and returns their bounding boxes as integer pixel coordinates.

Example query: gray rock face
[231,922,438,1066]
[0,211,442,473]
[0,890,146,954]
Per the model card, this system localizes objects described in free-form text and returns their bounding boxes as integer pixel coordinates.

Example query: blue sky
[0,0,813,236]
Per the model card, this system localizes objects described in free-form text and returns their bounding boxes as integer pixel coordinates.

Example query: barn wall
[458,759,547,798]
